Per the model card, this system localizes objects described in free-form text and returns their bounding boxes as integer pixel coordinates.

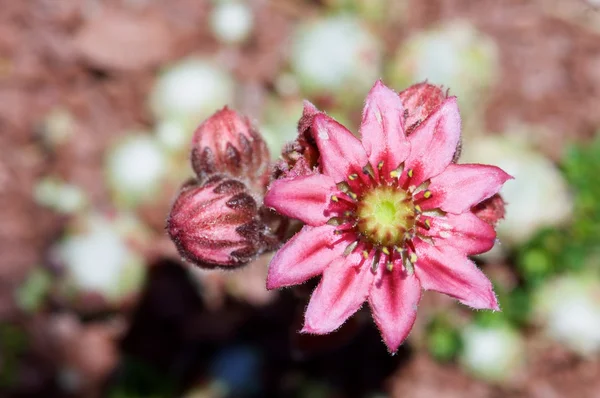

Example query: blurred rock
[74,8,173,71]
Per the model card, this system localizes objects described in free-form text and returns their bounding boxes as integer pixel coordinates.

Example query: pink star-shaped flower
[264,80,512,352]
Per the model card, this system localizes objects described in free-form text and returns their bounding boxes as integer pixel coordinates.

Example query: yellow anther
[348,173,358,181]
[381,247,390,255]
[423,190,432,199]
[331,195,339,202]
[378,161,384,170]
[390,170,400,178]
[348,192,358,200]
[414,205,422,213]
[425,219,431,229]
[407,169,414,178]
[386,262,394,272]
[409,253,418,264]
[362,250,370,259]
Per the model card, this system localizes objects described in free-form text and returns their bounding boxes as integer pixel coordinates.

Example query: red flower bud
[191,107,270,194]
[472,193,506,226]
[167,175,274,268]
[273,101,321,179]
[398,82,447,135]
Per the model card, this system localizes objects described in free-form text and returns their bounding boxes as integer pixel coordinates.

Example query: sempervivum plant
[264,81,511,352]
[167,80,511,352]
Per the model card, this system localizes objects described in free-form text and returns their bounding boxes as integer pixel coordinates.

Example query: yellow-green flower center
[356,186,415,247]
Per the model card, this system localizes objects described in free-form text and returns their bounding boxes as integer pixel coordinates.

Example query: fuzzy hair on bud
[167,175,273,269]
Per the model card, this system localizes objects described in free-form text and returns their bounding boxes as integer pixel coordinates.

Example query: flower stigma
[357,186,415,246]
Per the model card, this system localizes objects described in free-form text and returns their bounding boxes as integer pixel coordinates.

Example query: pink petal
[266,225,344,289]
[419,212,496,255]
[413,239,499,310]
[264,173,336,226]
[401,97,461,187]
[422,163,513,214]
[369,261,421,353]
[360,80,409,175]
[302,251,374,334]
[312,113,369,183]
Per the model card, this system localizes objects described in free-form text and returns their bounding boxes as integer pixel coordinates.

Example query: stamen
[405,260,414,275]
[371,251,381,272]
[348,173,358,181]
[409,252,418,264]
[362,163,376,179]
[424,219,431,230]
[377,161,384,170]
[343,241,358,256]
[413,180,430,194]
[389,164,404,179]
[347,191,358,201]
[381,247,390,255]
[331,195,339,202]
[414,205,422,214]
[336,182,351,193]
[423,190,432,199]
[417,234,435,245]
[421,208,446,217]
[327,217,343,226]
[386,261,394,272]
[403,252,416,274]
[407,169,414,178]
[362,250,369,259]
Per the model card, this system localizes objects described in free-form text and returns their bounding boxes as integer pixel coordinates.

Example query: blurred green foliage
[0,323,28,389]
[426,316,463,362]
[516,136,600,286]
[107,357,177,398]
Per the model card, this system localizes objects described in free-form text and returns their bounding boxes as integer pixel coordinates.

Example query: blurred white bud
[106,134,168,207]
[210,1,254,44]
[34,177,87,214]
[57,213,147,303]
[149,58,235,124]
[534,274,600,356]
[460,324,525,382]
[389,21,498,112]
[291,15,381,97]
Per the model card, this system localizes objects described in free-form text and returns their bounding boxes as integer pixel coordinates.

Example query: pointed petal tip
[371,78,388,90]
[302,100,319,115]
[382,335,405,355]
[459,286,500,311]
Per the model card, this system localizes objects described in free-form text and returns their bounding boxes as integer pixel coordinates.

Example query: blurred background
[1,0,600,397]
